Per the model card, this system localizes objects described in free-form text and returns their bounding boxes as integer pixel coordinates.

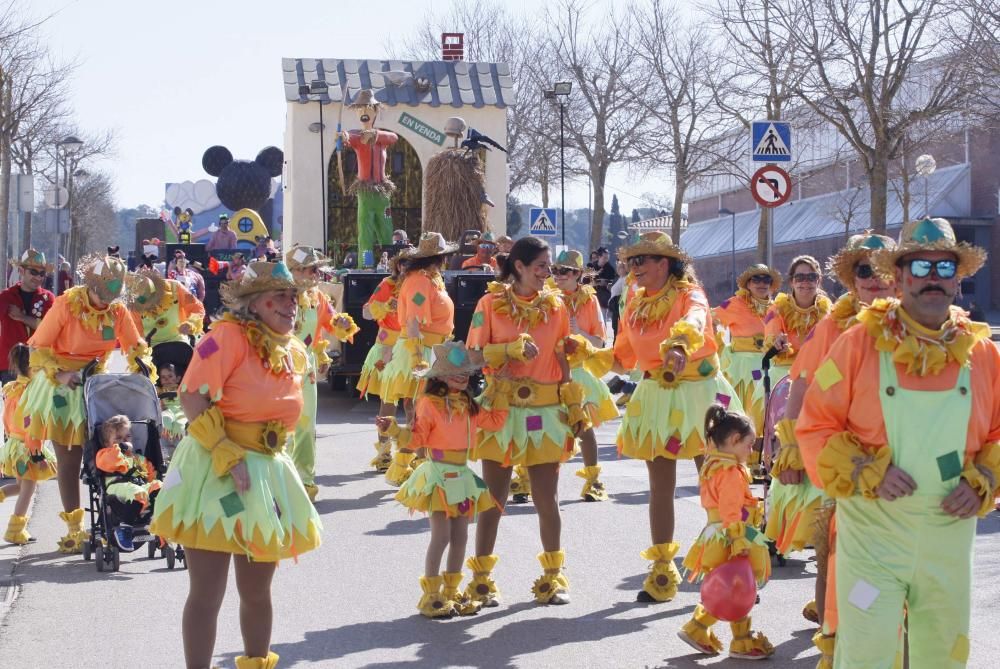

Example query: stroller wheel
[165,545,176,570]
[96,546,105,573]
[147,541,158,560]
[109,545,120,572]
[82,540,92,562]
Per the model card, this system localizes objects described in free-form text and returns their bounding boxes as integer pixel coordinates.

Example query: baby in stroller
[151,342,194,462]
[95,415,162,551]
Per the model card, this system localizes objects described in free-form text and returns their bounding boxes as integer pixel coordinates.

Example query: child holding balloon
[678,403,774,660]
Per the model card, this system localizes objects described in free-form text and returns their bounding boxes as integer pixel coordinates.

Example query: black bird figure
[461,128,508,153]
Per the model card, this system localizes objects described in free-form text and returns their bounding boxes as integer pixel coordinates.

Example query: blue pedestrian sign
[529,208,558,236]
[752,120,792,162]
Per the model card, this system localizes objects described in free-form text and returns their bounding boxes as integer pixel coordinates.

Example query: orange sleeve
[96,446,129,474]
[983,343,1000,446]
[27,296,68,351]
[763,304,784,342]
[789,318,833,382]
[714,468,749,526]
[613,321,638,370]
[176,283,206,329]
[112,303,145,352]
[315,291,336,337]
[474,405,509,432]
[408,397,436,449]
[466,294,492,350]
[179,325,245,402]
[578,295,605,339]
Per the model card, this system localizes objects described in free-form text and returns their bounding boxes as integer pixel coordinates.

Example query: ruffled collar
[138,282,178,319]
[736,288,771,318]
[560,284,596,314]
[700,450,751,483]
[487,281,561,329]
[218,313,308,377]
[2,375,29,400]
[427,391,473,421]
[771,292,832,338]
[831,292,863,331]
[294,286,322,333]
[858,298,989,376]
[418,269,446,291]
[65,285,120,333]
[625,277,694,333]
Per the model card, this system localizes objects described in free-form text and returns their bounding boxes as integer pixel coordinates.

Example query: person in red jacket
[0,249,55,384]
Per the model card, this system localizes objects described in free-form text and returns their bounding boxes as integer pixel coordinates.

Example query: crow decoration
[461,128,507,154]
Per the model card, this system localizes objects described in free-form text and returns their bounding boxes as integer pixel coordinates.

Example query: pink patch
[197,337,220,359]
[665,436,683,454]
[741,507,749,521]
[525,415,543,431]
[23,416,30,428]
[719,298,731,309]
[431,449,445,461]
[715,393,731,408]
[763,311,775,324]
[378,330,388,342]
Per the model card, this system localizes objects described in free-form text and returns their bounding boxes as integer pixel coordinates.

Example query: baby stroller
[152,341,194,463]
[79,365,183,572]
[759,347,793,567]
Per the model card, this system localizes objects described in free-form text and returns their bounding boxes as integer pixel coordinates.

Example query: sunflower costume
[150,262,322,562]
[126,269,205,345]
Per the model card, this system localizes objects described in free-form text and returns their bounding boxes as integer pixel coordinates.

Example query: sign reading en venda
[398,113,444,146]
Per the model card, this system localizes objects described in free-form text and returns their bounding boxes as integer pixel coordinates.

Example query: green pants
[356,189,392,258]
[289,354,319,488]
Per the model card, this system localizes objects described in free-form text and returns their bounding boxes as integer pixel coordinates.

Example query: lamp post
[54,135,83,295]
[720,207,737,293]
[545,81,572,247]
[915,154,936,218]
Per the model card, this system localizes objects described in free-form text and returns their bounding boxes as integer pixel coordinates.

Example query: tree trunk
[0,75,10,288]
[756,209,768,263]
[670,181,686,245]
[540,160,549,209]
[590,165,606,251]
[869,155,889,234]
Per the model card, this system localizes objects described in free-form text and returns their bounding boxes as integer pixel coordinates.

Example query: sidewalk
[0,481,38,626]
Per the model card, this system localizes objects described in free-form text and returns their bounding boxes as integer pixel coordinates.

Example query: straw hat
[827,231,896,290]
[618,231,691,263]
[219,261,297,307]
[349,89,380,109]
[12,248,54,273]
[125,269,168,313]
[472,232,497,248]
[404,232,459,260]
[79,253,128,303]
[285,244,332,271]
[737,263,782,292]
[872,218,986,280]
[414,341,485,379]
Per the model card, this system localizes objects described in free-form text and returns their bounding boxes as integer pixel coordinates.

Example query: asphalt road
[1,385,998,669]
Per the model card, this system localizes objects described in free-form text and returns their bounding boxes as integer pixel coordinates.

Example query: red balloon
[700,556,757,622]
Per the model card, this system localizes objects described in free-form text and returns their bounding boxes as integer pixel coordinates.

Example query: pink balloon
[700,556,757,622]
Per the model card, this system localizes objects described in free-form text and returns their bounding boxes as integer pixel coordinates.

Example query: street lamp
[302,80,329,251]
[545,81,572,246]
[54,135,83,295]
[915,154,936,218]
[720,208,737,293]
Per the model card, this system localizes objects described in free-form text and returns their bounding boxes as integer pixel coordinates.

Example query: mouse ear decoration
[202,145,233,177]
[255,146,284,178]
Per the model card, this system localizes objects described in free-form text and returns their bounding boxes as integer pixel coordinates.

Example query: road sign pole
[765,207,774,268]
[559,101,565,247]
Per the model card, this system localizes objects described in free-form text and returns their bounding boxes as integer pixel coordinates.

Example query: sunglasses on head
[25,268,46,277]
[905,258,957,280]
[628,254,664,268]
[552,267,579,276]
[748,274,773,285]
[854,264,875,279]
[792,272,819,283]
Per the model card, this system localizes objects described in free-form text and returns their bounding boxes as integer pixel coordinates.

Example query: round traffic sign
[750,165,792,208]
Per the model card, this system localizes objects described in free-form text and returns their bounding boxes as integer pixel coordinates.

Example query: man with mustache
[339,89,399,258]
[797,218,1000,668]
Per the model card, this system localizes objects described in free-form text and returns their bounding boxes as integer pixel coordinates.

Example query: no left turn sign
[750,165,793,208]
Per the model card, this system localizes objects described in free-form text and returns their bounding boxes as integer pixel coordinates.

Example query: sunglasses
[628,254,664,268]
[854,264,875,279]
[792,272,819,283]
[25,268,46,277]
[552,267,579,276]
[748,274,773,285]
[478,244,496,251]
[906,258,957,280]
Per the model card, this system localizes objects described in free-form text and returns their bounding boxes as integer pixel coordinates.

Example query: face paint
[265,300,274,309]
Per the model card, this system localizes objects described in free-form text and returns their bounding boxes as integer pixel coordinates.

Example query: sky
[29,0,664,215]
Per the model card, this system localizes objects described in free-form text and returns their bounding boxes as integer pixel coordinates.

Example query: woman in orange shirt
[23,254,152,553]
[380,232,457,486]
[376,341,508,618]
[465,236,590,607]
[612,231,742,604]
[150,261,321,669]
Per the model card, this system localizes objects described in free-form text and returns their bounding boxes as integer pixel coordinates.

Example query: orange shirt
[561,286,604,340]
[461,255,498,271]
[365,277,401,332]
[789,316,843,383]
[397,270,454,337]
[467,288,570,384]
[29,287,144,362]
[96,444,156,481]
[763,293,831,363]
[714,292,768,338]
[409,394,508,452]
[614,281,717,373]
[2,378,27,438]
[797,314,1000,486]
[180,321,304,430]
[700,456,758,526]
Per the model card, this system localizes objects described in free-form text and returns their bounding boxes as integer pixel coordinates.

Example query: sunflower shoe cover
[509,465,531,503]
[532,550,570,605]
[464,554,501,607]
[576,465,608,502]
[729,616,775,660]
[370,439,393,472]
[384,451,415,486]
[802,599,820,625]
[442,572,482,616]
[235,651,279,669]
[677,603,723,655]
[57,508,87,553]
[638,542,682,602]
[4,514,32,545]
[812,631,835,669]
[418,575,455,619]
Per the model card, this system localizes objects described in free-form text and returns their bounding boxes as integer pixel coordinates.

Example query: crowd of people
[0,218,998,669]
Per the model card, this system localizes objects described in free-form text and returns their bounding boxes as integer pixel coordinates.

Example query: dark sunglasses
[628,254,664,268]
[792,272,819,283]
[906,258,957,280]
[552,267,579,276]
[478,244,496,251]
[854,264,875,279]
[25,268,46,277]
[748,274,773,285]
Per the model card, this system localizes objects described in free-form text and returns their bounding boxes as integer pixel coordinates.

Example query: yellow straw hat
[736,263,782,292]
[872,218,986,280]
[618,231,691,264]
[827,231,896,290]
[219,261,298,307]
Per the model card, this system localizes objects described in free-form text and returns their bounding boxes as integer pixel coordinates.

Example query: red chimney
[442,33,464,61]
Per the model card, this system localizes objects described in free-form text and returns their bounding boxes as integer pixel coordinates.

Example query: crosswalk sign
[752,121,792,162]
[529,208,558,236]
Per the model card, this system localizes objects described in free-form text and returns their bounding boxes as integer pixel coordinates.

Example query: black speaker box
[338,271,390,370]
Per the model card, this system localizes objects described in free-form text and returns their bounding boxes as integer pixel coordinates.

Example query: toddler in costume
[95,415,162,550]
[157,362,186,458]
[678,404,774,660]
[0,344,57,544]
[376,341,509,619]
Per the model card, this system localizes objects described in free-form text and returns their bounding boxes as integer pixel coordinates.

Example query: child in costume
[376,341,508,618]
[126,268,205,345]
[0,344,57,544]
[678,404,774,660]
[95,414,162,550]
[158,362,186,458]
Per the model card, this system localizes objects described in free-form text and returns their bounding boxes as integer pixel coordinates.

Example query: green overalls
[289,297,322,493]
[835,352,976,668]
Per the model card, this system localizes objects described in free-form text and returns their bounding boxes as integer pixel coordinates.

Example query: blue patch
[912,218,946,243]
[272,263,294,281]
[861,236,887,249]
[447,347,467,367]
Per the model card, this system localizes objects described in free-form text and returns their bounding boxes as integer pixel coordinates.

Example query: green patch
[912,218,946,243]
[861,236,887,250]
[447,347,467,367]
[411,292,426,306]
[219,491,245,518]
[697,359,713,377]
[52,394,68,409]
[102,326,115,341]
[16,460,28,476]
[936,451,962,481]
[106,279,123,297]
[471,311,485,328]
[745,526,759,541]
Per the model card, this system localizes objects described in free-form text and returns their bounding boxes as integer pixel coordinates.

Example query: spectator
[126,250,137,271]
[608,260,628,339]
[0,250,56,384]
[168,250,206,301]
[590,247,617,316]
[588,251,600,269]
[461,232,498,271]
[57,262,73,294]
[226,252,247,282]
[497,235,514,254]
[392,229,408,244]
[206,214,239,251]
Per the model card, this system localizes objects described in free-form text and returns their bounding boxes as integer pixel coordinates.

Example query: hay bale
[423,149,487,240]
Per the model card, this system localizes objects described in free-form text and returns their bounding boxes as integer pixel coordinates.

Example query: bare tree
[68,170,117,263]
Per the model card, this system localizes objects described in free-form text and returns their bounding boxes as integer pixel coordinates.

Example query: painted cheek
[904,275,914,288]
[265,300,274,309]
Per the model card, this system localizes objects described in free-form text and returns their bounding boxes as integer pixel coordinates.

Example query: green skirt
[571,366,619,426]
[357,341,391,399]
[22,371,87,446]
[0,435,56,481]
[471,403,574,466]
[380,339,436,404]
[396,459,495,518]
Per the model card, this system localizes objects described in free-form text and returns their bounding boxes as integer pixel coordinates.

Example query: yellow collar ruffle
[488,281,561,329]
[2,375,29,401]
[772,292,832,337]
[625,277,694,333]
[700,450,752,483]
[219,313,308,377]
[428,391,473,421]
[858,298,989,376]
[831,292,863,332]
[736,288,771,318]
[66,285,121,334]
[560,284,596,315]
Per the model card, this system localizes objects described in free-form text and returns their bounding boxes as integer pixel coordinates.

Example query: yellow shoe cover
[509,465,531,499]
[464,554,501,607]
[576,465,608,502]
[802,598,820,625]
[303,483,318,502]
[370,440,393,472]
[640,542,682,602]
[531,550,570,604]
[678,604,723,655]
[729,616,776,660]
[57,508,87,554]
[417,575,454,618]
[385,452,415,487]
[4,514,32,545]
[442,572,481,616]
[812,631,835,669]
[235,651,279,669]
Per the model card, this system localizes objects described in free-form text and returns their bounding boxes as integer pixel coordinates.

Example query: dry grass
[422,149,488,241]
